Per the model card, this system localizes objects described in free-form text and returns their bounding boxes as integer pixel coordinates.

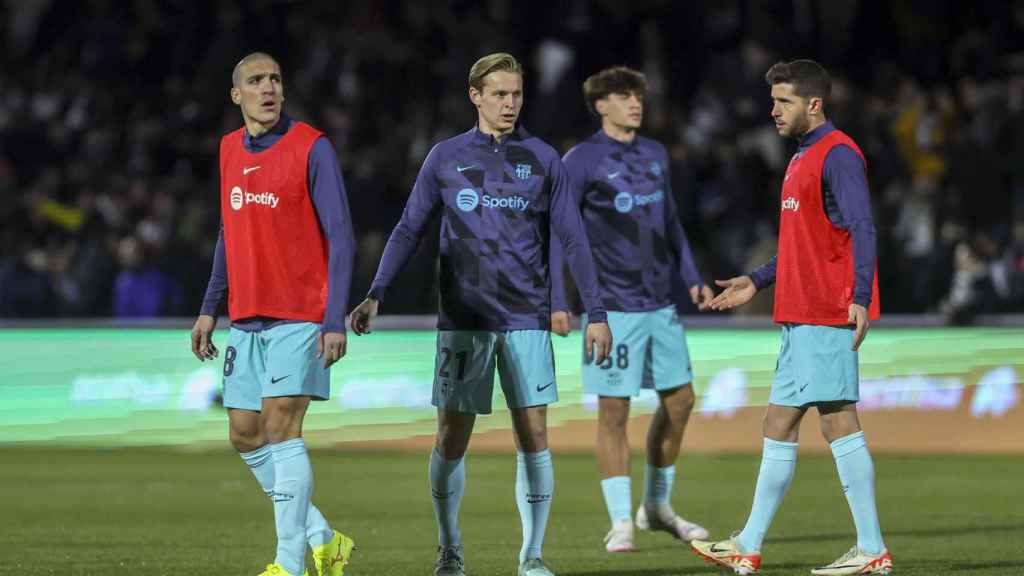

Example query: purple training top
[550,130,704,313]
[368,125,607,331]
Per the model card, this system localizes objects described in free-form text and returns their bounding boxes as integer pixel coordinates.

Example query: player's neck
[798,116,827,139]
[244,116,279,139]
[478,119,514,142]
[602,122,636,144]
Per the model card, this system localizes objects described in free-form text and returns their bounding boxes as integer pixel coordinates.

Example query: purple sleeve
[199,226,227,316]
[749,256,777,290]
[549,149,587,313]
[824,145,876,308]
[367,145,443,303]
[662,160,703,290]
[308,137,356,333]
[549,156,606,323]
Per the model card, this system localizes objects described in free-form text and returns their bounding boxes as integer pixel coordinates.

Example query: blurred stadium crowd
[1,0,1022,322]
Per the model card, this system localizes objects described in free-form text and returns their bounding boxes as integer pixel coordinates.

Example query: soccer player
[548,66,713,553]
[190,52,357,576]
[349,53,613,576]
[690,60,893,575]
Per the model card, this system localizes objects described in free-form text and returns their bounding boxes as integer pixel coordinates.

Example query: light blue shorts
[432,330,556,415]
[770,323,859,407]
[581,306,693,397]
[222,322,331,411]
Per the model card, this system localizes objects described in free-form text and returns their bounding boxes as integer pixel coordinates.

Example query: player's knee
[436,423,473,459]
[229,428,264,453]
[599,411,628,432]
[598,398,630,429]
[517,425,548,452]
[762,416,798,442]
[819,417,835,440]
[436,431,471,458]
[264,424,300,444]
[669,385,696,416]
[262,414,301,444]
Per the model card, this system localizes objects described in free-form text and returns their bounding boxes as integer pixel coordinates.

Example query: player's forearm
[564,243,606,322]
[749,256,777,290]
[550,159,606,321]
[322,230,355,332]
[552,208,606,322]
[548,235,569,312]
[826,145,875,308]
[199,228,227,316]
[849,219,876,308]
[323,257,353,332]
[308,137,358,330]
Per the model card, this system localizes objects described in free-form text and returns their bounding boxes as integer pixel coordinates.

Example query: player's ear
[808,96,823,117]
[230,87,241,105]
[469,86,481,107]
[594,97,608,117]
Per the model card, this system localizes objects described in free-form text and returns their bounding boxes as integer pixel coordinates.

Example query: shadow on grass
[562,563,816,576]
[766,522,1024,544]
[948,560,1024,571]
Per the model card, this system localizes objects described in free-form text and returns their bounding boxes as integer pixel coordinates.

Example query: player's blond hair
[468,52,522,92]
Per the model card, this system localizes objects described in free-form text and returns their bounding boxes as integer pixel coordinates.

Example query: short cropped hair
[232,52,279,87]
[764,59,831,108]
[469,53,523,92]
[582,66,647,116]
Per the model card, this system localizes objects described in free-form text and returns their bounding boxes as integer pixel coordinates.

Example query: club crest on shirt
[649,161,662,176]
[515,163,532,180]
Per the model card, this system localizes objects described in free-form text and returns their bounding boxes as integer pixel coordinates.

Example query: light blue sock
[599,476,632,524]
[429,448,465,548]
[239,445,333,548]
[271,438,313,576]
[831,432,885,555]
[736,438,798,553]
[516,450,554,563]
[643,463,675,508]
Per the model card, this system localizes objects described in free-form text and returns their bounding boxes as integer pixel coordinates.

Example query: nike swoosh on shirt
[271,375,290,384]
[243,166,261,175]
[607,171,621,179]
[456,164,477,172]
[536,382,553,392]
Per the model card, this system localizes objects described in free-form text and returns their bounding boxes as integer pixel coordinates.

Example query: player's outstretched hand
[848,303,870,351]
[317,331,347,369]
[585,321,613,365]
[350,298,380,335]
[690,284,716,312]
[709,276,757,311]
[551,311,571,337]
[190,314,218,361]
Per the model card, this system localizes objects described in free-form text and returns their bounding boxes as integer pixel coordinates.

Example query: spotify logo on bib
[230,186,244,211]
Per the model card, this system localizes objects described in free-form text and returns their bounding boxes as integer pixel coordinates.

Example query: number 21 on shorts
[439,347,467,381]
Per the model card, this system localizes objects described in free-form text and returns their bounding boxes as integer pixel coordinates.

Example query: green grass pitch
[2,448,1022,575]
